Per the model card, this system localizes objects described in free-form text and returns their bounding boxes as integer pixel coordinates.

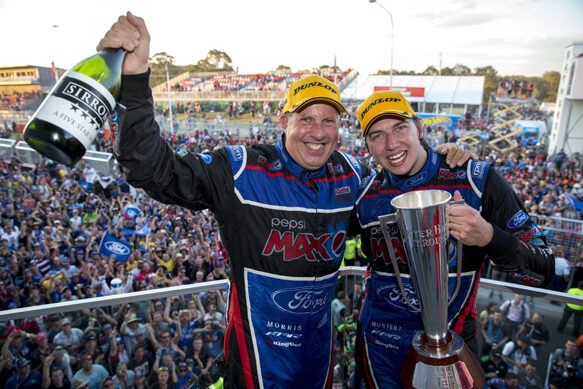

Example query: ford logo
[376,285,419,310]
[508,211,528,229]
[404,172,427,187]
[105,241,131,256]
[272,285,334,315]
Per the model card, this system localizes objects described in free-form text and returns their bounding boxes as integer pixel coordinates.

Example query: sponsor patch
[471,161,487,179]
[195,153,212,163]
[508,272,542,286]
[335,186,353,203]
[229,145,244,161]
[507,210,529,229]
[267,160,282,171]
[403,171,427,188]
[438,169,467,180]
[271,284,335,315]
[177,149,188,158]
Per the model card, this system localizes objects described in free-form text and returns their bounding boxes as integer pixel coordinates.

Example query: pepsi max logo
[105,241,131,256]
[508,211,528,229]
[271,285,333,314]
[438,169,467,180]
[267,160,283,171]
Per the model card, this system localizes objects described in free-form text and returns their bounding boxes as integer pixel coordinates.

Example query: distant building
[340,74,485,116]
[549,41,583,155]
[0,65,58,108]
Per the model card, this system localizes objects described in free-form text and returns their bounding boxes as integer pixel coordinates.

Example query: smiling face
[280,103,339,171]
[365,116,427,176]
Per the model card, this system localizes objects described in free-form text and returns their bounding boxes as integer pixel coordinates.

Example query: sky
[1,0,582,77]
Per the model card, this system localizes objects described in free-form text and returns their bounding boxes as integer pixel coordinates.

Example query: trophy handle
[378,214,420,312]
[448,199,465,307]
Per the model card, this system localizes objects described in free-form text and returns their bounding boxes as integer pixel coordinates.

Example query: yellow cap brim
[363,110,413,136]
[288,96,346,114]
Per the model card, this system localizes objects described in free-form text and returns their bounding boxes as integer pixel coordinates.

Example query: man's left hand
[447,191,493,247]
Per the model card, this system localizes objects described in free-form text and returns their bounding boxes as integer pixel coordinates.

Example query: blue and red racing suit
[352,146,554,389]
[114,71,373,389]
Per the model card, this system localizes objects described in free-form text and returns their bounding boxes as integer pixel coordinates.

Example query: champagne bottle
[23,49,125,166]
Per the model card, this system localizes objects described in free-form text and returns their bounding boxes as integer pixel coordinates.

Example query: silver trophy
[378,190,484,389]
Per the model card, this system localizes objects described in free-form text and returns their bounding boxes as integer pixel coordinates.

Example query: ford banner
[99,231,132,262]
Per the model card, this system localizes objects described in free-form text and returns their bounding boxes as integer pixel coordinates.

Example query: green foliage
[421,66,438,75]
[195,50,233,72]
[541,71,560,102]
[474,66,500,105]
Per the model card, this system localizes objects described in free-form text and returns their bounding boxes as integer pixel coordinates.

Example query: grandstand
[151,69,353,102]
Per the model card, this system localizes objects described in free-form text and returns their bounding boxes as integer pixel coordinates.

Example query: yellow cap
[357,90,416,136]
[283,75,345,114]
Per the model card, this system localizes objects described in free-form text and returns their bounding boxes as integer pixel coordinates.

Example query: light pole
[369,0,393,88]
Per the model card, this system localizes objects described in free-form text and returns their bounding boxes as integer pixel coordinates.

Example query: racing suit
[114,72,373,389]
[353,146,555,389]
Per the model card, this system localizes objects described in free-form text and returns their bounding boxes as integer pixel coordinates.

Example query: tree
[541,71,560,102]
[474,66,500,105]
[149,52,176,87]
[452,64,472,75]
[421,66,439,75]
[275,65,292,73]
[150,52,175,66]
[195,50,233,72]
[376,69,417,75]
[440,66,455,76]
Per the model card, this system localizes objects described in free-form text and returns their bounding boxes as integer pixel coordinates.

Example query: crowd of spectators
[0,100,582,388]
[167,70,351,94]
[1,91,43,111]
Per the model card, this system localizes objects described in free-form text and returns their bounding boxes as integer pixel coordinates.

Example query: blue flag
[134,223,151,236]
[99,232,132,262]
[567,194,583,215]
[123,206,140,221]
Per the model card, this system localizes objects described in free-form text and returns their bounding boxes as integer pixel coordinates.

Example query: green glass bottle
[23,48,125,166]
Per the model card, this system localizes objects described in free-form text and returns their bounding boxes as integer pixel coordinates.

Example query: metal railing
[1,267,582,323]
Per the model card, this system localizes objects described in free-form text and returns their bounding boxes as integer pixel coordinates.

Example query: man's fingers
[127,11,149,41]
[96,14,141,52]
[453,190,463,202]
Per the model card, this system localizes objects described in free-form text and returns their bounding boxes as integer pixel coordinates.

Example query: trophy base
[400,331,485,389]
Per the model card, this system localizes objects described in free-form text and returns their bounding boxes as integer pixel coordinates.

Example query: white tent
[341,74,485,114]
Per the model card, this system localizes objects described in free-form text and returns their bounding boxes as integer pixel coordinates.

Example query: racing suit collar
[387,145,442,191]
[276,138,327,182]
